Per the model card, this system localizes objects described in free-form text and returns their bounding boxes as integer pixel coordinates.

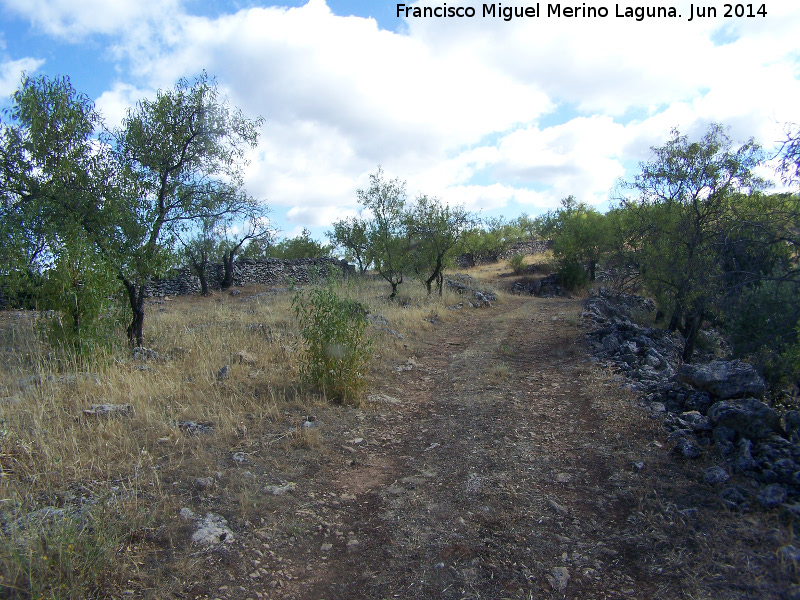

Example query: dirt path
[220,293,787,600]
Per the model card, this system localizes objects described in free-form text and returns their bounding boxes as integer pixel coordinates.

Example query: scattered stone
[191,512,234,545]
[229,289,242,297]
[674,436,701,459]
[232,452,250,465]
[757,484,787,509]
[680,411,713,432]
[548,497,568,515]
[82,403,132,417]
[195,477,215,490]
[785,411,800,441]
[677,360,767,400]
[302,419,322,429]
[704,466,730,486]
[175,420,214,435]
[445,276,497,307]
[366,393,400,405]
[547,567,570,592]
[733,438,759,473]
[216,365,231,381]
[133,347,163,361]
[179,507,196,520]
[235,350,257,365]
[555,472,572,483]
[320,543,333,552]
[719,486,748,509]
[266,482,296,496]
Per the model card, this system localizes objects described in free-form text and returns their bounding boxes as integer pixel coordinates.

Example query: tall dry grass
[0,273,472,597]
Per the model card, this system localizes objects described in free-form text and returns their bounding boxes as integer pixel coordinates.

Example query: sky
[1,0,799,241]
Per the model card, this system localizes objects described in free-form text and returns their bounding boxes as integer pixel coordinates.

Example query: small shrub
[508,253,526,275]
[293,286,372,403]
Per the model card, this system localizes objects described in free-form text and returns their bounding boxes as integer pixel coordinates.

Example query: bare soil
[187,293,794,600]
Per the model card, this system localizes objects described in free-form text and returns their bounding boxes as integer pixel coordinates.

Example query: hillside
[0,263,796,599]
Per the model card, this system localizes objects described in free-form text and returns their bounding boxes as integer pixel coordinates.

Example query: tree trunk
[589,260,597,281]
[221,250,235,289]
[437,271,444,296]
[192,259,209,296]
[123,279,146,347]
[681,300,705,363]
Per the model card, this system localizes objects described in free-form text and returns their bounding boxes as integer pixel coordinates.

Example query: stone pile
[445,274,497,307]
[144,257,352,297]
[582,286,800,510]
[512,273,567,297]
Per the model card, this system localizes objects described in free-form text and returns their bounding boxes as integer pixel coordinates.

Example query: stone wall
[144,258,353,297]
[455,239,553,268]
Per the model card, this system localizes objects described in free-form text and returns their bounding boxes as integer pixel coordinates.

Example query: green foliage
[508,253,526,275]
[266,228,332,259]
[111,71,264,345]
[0,74,114,311]
[359,167,409,298]
[327,216,372,273]
[541,196,614,282]
[42,235,124,357]
[557,259,589,291]
[293,286,372,403]
[619,123,765,361]
[405,195,470,295]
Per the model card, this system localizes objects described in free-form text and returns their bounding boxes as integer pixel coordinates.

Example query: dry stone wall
[144,258,352,297]
[455,239,553,268]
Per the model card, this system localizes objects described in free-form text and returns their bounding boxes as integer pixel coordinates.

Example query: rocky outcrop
[144,258,353,297]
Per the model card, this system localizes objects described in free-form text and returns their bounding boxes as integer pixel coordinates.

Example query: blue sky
[2,0,799,241]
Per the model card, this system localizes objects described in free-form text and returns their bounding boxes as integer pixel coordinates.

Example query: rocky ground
[179,291,798,600]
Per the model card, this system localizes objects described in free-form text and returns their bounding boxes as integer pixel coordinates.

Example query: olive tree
[358,167,408,299]
[405,195,469,295]
[111,72,263,346]
[620,123,765,361]
[0,74,120,346]
[328,216,373,273]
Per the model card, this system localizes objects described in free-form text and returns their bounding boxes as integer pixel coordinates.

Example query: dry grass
[0,274,466,598]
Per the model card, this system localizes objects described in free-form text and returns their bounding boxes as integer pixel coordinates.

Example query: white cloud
[11,0,798,225]
[0,57,45,98]
[0,0,182,39]
[94,81,152,128]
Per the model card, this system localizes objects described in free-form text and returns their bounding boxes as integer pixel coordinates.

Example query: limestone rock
[547,567,570,592]
[677,360,766,399]
[83,403,131,417]
[703,466,730,485]
[707,398,783,441]
[757,483,787,508]
[191,512,234,545]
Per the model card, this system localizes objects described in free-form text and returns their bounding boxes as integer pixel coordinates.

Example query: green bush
[508,253,526,275]
[557,259,589,291]
[293,286,372,403]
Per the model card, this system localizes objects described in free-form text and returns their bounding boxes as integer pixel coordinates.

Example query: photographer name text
[396,3,767,22]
